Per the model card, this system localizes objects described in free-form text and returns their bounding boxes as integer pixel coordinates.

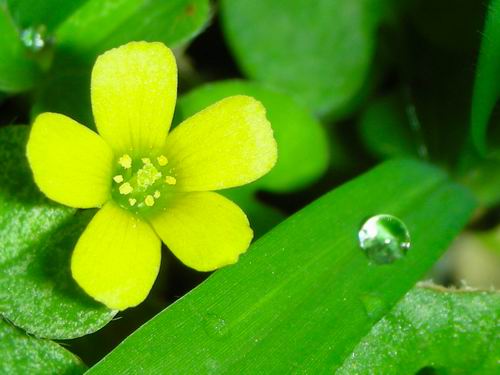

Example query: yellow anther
[118,154,132,169]
[142,157,151,164]
[157,155,168,166]
[113,175,124,183]
[144,195,155,207]
[119,182,133,195]
[165,176,177,185]
[128,198,137,206]
[154,190,161,199]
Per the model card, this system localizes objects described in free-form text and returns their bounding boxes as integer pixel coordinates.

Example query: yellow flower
[26,41,277,310]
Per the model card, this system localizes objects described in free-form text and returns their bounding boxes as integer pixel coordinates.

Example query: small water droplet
[358,214,411,264]
[202,314,229,338]
[20,25,47,52]
[360,293,389,321]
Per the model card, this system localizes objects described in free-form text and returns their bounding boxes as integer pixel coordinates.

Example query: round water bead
[358,214,411,264]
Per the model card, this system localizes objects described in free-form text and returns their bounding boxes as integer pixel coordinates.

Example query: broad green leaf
[174,80,330,192]
[6,0,87,31]
[359,94,421,159]
[55,0,210,61]
[220,0,383,116]
[471,0,500,154]
[338,286,500,374]
[0,125,115,339]
[0,318,86,374]
[87,159,475,373]
[0,3,40,92]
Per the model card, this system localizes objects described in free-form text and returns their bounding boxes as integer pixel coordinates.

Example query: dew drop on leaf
[20,26,47,52]
[358,214,411,264]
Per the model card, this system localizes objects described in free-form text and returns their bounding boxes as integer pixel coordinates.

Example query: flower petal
[71,203,161,310]
[27,112,113,208]
[91,41,177,153]
[164,95,277,191]
[149,192,253,272]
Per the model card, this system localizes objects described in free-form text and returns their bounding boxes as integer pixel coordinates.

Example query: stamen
[118,154,132,169]
[113,175,124,183]
[144,195,155,207]
[154,190,161,199]
[137,163,162,188]
[128,198,137,206]
[119,182,133,195]
[165,176,177,185]
[157,155,168,166]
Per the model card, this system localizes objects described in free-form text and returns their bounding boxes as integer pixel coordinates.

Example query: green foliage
[0,126,115,339]
[359,94,420,159]
[5,0,86,31]
[0,318,86,375]
[471,0,500,154]
[55,0,210,61]
[0,0,498,371]
[338,286,500,374]
[0,3,40,92]
[87,160,475,373]
[220,0,385,117]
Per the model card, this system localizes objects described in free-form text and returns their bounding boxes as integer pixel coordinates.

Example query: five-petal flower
[26,41,277,310]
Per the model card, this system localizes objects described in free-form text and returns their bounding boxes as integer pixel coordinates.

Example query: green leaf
[0,318,86,374]
[220,0,383,116]
[459,156,500,208]
[87,159,475,373]
[0,125,116,339]
[471,0,500,155]
[5,0,87,31]
[0,3,40,92]
[174,80,330,193]
[359,94,421,159]
[338,286,500,374]
[55,0,210,61]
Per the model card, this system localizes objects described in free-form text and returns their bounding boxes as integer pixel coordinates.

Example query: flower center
[111,153,177,215]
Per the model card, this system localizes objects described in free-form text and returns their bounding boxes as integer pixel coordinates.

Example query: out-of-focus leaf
[359,94,421,159]
[6,0,86,31]
[0,125,116,339]
[55,0,210,61]
[87,160,475,374]
[471,0,500,154]
[337,286,500,374]
[459,156,500,207]
[174,80,330,192]
[0,318,86,374]
[0,4,40,92]
[220,0,385,117]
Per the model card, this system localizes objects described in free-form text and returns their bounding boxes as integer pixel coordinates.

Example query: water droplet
[20,26,47,52]
[360,293,389,321]
[358,214,410,264]
[202,314,229,338]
